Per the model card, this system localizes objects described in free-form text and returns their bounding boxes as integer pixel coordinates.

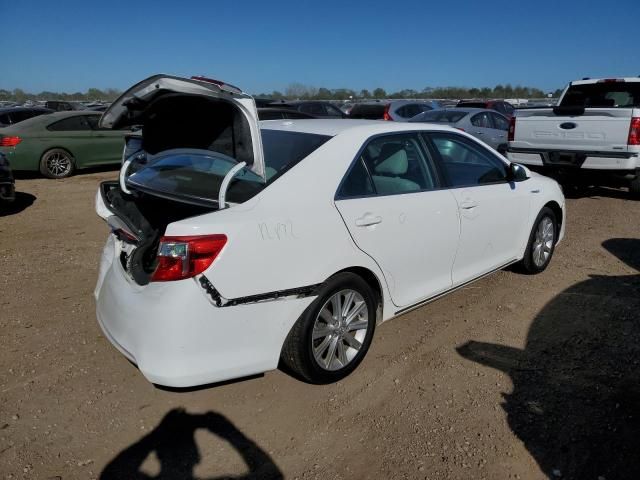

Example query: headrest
[375,147,408,175]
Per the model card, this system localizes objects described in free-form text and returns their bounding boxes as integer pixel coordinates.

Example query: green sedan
[0,111,128,178]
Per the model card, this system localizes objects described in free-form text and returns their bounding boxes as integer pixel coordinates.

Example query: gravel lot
[1,170,639,480]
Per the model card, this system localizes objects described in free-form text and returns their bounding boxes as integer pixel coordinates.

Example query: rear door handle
[355,214,382,227]
[460,200,478,210]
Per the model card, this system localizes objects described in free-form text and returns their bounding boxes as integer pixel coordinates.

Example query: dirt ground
[1,170,639,480]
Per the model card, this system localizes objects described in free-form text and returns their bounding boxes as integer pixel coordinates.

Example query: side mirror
[508,163,529,182]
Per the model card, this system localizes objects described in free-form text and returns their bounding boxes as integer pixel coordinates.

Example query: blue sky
[2,0,638,94]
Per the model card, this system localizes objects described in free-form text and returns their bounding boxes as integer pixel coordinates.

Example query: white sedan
[94,75,565,387]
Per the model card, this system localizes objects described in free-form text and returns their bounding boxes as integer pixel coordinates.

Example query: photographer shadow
[100,409,283,480]
[458,238,640,479]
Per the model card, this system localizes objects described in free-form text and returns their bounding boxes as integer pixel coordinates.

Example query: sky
[2,0,638,95]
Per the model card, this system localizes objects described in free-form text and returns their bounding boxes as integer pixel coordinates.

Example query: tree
[373,88,386,99]
[359,89,371,99]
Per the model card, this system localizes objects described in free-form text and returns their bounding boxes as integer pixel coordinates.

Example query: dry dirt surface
[1,170,639,480]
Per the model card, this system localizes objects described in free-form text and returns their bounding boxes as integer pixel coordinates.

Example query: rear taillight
[0,136,21,147]
[508,117,516,142]
[151,235,227,282]
[383,104,392,121]
[628,117,640,146]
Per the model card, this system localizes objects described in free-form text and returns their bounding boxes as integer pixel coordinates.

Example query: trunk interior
[126,92,255,165]
[101,181,214,285]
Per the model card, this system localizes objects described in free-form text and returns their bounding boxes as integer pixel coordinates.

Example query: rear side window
[339,134,437,197]
[0,113,11,125]
[428,133,507,187]
[490,112,509,130]
[261,130,331,180]
[348,104,386,119]
[299,103,326,116]
[470,112,492,128]
[560,82,640,108]
[47,115,92,131]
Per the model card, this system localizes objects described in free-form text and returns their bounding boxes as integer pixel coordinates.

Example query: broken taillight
[151,235,227,282]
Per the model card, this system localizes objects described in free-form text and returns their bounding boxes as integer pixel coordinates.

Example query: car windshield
[560,82,640,108]
[126,129,331,207]
[410,110,467,123]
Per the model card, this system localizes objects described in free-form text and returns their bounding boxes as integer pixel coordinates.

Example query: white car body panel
[95,115,566,387]
[336,189,459,307]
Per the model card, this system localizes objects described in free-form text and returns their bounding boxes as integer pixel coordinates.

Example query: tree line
[0,83,562,103]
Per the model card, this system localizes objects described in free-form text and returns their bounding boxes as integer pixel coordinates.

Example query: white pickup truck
[507,77,640,194]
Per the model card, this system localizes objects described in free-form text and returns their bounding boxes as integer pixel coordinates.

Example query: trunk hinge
[218,161,247,209]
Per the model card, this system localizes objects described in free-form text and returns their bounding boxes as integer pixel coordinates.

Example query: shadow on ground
[100,409,283,480]
[459,238,640,479]
[0,192,36,217]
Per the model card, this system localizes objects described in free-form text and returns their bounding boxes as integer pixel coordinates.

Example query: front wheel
[280,273,377,384]
[40,149,75,178]
[519,207,557,274]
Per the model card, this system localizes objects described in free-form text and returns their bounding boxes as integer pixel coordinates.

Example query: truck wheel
[519,207,557,274]
[280,272,377,384]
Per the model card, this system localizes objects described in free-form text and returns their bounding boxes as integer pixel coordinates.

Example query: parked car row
[92,74,565,388]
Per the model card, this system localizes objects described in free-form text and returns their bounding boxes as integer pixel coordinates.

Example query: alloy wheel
[532,216,555,267]
[45,151,72,177]
[311,289,369,371]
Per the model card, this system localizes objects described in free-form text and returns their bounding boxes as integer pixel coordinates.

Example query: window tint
[503,102,515,115]
[299,103,326,116]
[47,115,92,131]
[0,113,10,125]
[429,133,508,187]
[490,112,509,130]
[360,134,436,195]
[410,110,467,123]
[348,104,386,119]
[324,104,344,117]
[470,112,492,128]
[560,82,640,108]
[338,158,374,197]
[261,129,331,180]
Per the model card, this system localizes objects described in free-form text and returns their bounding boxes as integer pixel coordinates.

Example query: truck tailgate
[511,108,632,152]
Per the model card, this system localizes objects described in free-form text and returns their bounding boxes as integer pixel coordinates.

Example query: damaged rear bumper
[94,236,315,387]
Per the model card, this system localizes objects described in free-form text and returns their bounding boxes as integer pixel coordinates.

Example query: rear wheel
[280,273,377,384]
[40,149,75,178]
[519,207,557,274]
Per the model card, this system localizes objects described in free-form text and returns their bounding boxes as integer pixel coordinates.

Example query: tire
[39,149,75,179]
[280,272,377,384]
[519,207,558,274]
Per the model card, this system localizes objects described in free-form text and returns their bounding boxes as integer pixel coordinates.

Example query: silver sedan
[410,108,510,154]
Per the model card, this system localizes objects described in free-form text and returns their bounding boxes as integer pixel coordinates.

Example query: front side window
[428,133,508,187]
[47,115,92,131]
[340,134,436,197]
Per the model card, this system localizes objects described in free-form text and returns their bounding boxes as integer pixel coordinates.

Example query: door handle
[475,131,484,134]
[355,214,382,227]
[460,200,478,210]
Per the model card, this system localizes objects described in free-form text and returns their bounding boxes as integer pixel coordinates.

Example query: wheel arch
[328,266,385,323]
[543,200,563,237]
[40,146,77,164]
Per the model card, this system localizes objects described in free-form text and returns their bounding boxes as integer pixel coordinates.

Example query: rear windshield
[560,82,640,108]
[410,110,466,123]
[348,104,386,119]
[456,102,486,109]
[126,129,331,207]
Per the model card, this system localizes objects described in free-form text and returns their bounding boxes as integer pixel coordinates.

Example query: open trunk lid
[100,74,265,179]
